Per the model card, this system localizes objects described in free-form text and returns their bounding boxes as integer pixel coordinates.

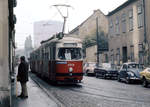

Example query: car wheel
[103,74,106,79]
[125,77,131,84]
[96,73,98,78]
[85,70,89,76]
[142,78,148,87]
[117,76,121,82]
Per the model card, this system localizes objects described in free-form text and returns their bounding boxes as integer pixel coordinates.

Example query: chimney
[93,9,99,13]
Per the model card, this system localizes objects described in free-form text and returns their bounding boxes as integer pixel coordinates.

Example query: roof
[69,9,105,34]
[69,25,80,34]
[107,0,138,16]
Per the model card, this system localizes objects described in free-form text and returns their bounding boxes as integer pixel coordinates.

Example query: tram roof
[41,35,82,46]
[30,35,82,55]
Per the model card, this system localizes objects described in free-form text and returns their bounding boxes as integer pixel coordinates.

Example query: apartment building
[107,0,147,65]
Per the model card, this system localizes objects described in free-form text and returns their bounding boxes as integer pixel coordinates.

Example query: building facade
[33,20,63,48]
[69,9,108,63]
[0,0,9,106]
[0,0,16,106]
[107,0,147,66]
[144,0,150,65]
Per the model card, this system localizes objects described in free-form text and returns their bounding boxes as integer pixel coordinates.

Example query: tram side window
[53,47,56,60]
[50,47,55,60]
[42,49,44,59]
[58,48,82,60]
[50,47,52,60]
[45,47,49,60]
[49,47,51,60]
[45,53,49,59]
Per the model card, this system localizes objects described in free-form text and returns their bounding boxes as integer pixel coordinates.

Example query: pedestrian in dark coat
[17,56,29,98]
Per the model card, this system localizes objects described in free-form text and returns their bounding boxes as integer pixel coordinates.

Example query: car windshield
[88,63,96,67]
[146,68,150,72]
[102,63,111,69]
[128,64,142,69]
[58,48,82,60]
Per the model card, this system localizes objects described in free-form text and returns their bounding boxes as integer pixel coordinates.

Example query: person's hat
[20,56,25,61]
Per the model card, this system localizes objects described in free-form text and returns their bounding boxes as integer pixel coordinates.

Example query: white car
[83,62,97,76]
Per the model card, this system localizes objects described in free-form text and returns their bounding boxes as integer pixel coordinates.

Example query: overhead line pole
[96,17,99,65]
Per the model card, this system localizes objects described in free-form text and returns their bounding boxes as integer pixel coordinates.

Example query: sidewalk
[11,72,58,107]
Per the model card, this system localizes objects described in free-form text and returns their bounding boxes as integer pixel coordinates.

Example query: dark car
[94,63,118,79]
[118,62,143,83]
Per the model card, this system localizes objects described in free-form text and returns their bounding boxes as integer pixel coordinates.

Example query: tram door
[42,47,49,78]
[45,46,49,78]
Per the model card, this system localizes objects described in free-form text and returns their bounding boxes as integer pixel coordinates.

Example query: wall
[145,0,150,65]
[0,0,10,106]
[79,10,108,40]
[85,45,97,62]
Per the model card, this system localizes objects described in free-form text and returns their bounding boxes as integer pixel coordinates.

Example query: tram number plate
[68,64,74,66]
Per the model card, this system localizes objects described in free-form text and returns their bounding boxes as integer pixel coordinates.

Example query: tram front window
[58,48,82,60]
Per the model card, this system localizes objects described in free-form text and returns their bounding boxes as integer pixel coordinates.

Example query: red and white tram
[30,33,83,83]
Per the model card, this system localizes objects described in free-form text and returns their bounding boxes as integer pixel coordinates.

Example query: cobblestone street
[30,73,150,107]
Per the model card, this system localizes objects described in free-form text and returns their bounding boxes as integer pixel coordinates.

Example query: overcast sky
[14,0,127,49]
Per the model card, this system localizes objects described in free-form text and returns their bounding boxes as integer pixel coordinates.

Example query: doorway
[122,47,127,63]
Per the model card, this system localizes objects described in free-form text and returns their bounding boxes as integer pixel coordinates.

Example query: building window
[129,9,133,31]
[130,45,134,62]
[116,48,120,65]
[121,13,126,33]
[111,49,114,64]
[137,4,143,28]
[139,44,144,65]
[105,54,108,63]
[139,43,143,52]
[109,19,114,37]
[115,17,120,35]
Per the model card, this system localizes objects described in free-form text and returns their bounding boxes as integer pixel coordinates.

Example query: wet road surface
[30,73,150,107]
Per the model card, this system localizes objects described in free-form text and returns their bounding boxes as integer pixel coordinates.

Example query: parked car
[118,62,143,84]
[94,63,118,79]
[140,68,150,87]
[83,62,97,76]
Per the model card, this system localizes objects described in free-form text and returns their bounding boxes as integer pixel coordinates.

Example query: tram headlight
[69,67,73,72]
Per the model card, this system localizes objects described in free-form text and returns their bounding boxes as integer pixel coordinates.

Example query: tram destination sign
[64,43,77,47]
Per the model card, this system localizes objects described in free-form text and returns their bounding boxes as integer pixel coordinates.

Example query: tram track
[30,72,150,106]
[56,81,150,104]
[67,86,150,104]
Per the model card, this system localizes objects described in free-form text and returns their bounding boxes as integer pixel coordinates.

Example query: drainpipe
[143,0,147,44]
[143,0,148,65]
[96,17,99,65]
